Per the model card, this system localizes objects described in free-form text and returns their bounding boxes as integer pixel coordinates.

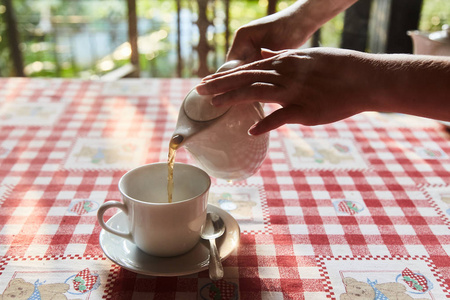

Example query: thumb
[227,45,262,63]
[249,106,300,135]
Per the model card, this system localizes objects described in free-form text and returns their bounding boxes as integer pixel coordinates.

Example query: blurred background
[0,0,448,79]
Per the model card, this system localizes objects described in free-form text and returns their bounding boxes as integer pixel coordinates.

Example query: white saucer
[99,204,240,277]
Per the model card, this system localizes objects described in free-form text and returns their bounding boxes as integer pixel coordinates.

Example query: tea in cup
[97,162,211,257]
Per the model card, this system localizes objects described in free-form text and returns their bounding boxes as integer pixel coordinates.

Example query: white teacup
[97,162,210,257]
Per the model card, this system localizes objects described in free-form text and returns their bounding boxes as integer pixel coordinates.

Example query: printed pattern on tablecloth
[0,255,115,299]
[317,255,450,299]
[332,198,369,216]
[329,189,370,217]
[0,190,111,257]
[0,184,13,207]
[66,199,101,216]
[199,279,239,300]
[63,137,148,170]
[0,102,66,126]
[101,80,162,96]
[422,185,450,227]
[100,78,199,97]
[209,185,271,234]
[283,136,369,171]
[393,140,450,163]
[0,141,13,159]
[408,146,449,161]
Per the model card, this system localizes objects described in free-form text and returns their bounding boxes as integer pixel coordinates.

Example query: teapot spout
[171,102,214,148]
[169,134,184,150]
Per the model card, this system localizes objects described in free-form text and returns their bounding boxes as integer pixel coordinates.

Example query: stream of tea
[167,135,183,203]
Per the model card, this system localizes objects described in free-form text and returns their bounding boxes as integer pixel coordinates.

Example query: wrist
[367,54,450,120]
[294,0,358,38]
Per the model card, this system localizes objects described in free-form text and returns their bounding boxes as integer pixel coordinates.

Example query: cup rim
[118,162,211,205]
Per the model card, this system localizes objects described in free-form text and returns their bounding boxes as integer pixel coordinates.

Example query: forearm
[291,0,359,41]
[199,48,450,131]
[367,54,450,121]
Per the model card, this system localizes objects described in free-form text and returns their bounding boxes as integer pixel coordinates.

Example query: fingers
[200,55,278,83]
[210,82,284,106]
[227,47,278,63]
[249,106,303,135]
[227,48,262,64]
[196,69,284,99]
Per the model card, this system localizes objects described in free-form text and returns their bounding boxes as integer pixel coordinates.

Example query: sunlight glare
[98,60,115,71]
[259,0,268,8]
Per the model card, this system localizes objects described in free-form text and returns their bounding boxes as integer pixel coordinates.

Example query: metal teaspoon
[201,212,226,280]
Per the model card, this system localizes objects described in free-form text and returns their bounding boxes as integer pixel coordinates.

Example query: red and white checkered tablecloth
[0,77,449,299]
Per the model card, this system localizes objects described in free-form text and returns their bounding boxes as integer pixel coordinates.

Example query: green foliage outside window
[0,0,448,78]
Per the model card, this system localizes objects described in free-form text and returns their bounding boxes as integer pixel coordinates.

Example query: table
[0,77,449,299]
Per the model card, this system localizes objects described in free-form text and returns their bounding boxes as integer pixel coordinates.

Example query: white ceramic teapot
[408,24,450,56]
[171,60,270,181]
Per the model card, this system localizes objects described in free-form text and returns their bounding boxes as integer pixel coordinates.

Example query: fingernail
[201,75,213,82]
[195,84,206,94]
[248,123,258,135]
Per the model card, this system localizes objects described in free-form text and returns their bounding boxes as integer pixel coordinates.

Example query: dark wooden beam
[340,0,372,51]
[127,0,140,77]
[311,29,321,47]
[225,0,230,53]
[267,0,277,15]
[176,0,183,77]
[4,0,25,77]
[196,0,212,77]
[385,0,422,53]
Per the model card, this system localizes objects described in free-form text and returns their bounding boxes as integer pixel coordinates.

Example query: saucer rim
[99,204,240,276]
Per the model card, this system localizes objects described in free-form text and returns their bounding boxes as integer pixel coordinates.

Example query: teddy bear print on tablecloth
[319,256,446,299]
[0,278,70,300]
[283,137,369,170]
[64,138,147,170]
[340,276,429,300]
[441,193,450,216]
[0,268,100,299]
[208,186,270,234]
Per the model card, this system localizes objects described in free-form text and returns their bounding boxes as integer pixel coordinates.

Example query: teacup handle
[97,201,133,241]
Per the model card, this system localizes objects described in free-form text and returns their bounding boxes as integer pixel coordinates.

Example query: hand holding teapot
[171,60,269,181]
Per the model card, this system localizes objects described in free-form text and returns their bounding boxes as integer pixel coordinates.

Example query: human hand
[197,48,374,135]
[226,0,358,63]
[227,11,313,63]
